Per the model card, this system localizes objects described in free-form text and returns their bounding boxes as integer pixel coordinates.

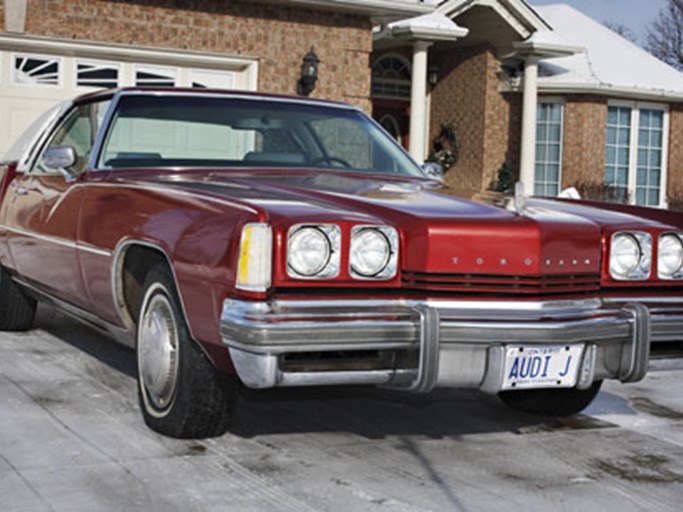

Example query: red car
[1,88,681,439]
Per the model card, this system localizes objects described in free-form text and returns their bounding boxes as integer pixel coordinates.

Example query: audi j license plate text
[502,344,584,390]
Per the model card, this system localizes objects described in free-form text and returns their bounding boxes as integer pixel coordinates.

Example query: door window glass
[35,100,111,175]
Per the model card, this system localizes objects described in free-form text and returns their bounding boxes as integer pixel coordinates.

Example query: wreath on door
[429,123,459,170]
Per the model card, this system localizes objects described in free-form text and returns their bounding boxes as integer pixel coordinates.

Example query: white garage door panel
[0,38,257,159]
[8,104,61,140]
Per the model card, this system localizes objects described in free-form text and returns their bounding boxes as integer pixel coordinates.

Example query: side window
[34,100,111,175]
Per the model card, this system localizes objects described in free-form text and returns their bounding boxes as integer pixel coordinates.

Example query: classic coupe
[1,88,682,438]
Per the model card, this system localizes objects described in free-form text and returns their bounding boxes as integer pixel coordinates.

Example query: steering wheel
[310,156,351,168]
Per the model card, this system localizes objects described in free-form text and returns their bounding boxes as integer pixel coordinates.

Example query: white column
[5,0,28,33]
[519,56,539,197]
[409,40,432,162]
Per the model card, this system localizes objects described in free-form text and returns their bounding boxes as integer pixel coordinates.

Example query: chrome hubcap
[138,291,179,410]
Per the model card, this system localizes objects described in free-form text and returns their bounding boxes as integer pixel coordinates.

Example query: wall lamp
[297,48,319,96]
[428,64,441,87]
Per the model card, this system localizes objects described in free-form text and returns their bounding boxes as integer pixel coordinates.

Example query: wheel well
[118,244,167,326]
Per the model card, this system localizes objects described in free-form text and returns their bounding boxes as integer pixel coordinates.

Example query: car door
[4,99,111,310]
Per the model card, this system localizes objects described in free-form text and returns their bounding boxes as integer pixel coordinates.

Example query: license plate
[502,344,584,391]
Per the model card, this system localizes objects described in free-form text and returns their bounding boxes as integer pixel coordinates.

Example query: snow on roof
[534,4,683,100]
[388,11,469,41]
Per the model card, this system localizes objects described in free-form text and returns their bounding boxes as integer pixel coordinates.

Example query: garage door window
[13,54,61,86]
[135,66,177,87]
[76,62,120,88]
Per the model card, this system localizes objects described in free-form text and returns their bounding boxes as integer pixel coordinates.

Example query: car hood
[140,169,674,276]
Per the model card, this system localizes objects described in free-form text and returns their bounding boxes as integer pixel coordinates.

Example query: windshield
[98,95,423,178]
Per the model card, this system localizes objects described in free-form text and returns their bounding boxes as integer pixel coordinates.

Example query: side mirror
[421,161,444,182]
[42,145,78,182]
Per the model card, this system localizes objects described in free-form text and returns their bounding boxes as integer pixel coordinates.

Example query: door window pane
[635,108,664,206]
[36,100,111,175]
[605,106,631,201]
[534,102,563,196]
[604,105,666,206]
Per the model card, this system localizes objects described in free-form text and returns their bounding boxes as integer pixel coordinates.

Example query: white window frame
[607,100,669,208]
[371,53,412,101]
[11,52,63,88]
[535,98,565,197]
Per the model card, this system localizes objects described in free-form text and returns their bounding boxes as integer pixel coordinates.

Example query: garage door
[0,35,258,158]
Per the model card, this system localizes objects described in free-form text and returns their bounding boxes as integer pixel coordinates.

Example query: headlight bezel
[286,224,341,279]
[349,225,399,280]
[658,233,683,280]
[609,231,652,281]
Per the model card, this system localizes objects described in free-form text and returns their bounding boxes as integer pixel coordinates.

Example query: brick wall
[18,0,373,109]
[668,104,683,203]
[429,45,490,198]
[429,45,524,198]
[481,51,512,190]
[557,95,608,189]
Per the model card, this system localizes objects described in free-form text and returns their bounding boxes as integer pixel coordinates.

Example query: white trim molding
[0,34,259,91]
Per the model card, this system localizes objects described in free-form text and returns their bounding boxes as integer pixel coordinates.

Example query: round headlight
[350,228,391,277]
[658,234,683,278]
[610,233,641,279]
[287,227,331,277]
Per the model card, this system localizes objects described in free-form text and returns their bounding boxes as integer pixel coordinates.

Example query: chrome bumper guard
[220,298,683,393]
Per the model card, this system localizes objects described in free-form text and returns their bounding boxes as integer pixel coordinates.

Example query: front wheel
[136,264,235,438]
[498,381,603,417]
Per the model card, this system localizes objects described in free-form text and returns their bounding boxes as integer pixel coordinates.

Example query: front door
[373,100,410,151]
[3,100,110,309]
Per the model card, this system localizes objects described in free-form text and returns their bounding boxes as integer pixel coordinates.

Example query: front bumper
[220,297,683,393]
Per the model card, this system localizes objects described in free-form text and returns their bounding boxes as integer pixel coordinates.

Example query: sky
[528,0,668,43]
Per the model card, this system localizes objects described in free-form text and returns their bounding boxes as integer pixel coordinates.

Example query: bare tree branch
[603,20,639,44]
[645,0,683,70]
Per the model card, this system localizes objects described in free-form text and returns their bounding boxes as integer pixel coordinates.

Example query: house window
[605,103,667,206]
[535,101,563,196]
[371,55,411,100]
[76,61,120,88]
[12,54,61,86]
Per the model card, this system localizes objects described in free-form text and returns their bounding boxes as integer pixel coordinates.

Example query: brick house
[0,0,429,155]
[372,0,683,208]
[2,0,682,208]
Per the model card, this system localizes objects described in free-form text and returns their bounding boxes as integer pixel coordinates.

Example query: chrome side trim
[0,225,113,257]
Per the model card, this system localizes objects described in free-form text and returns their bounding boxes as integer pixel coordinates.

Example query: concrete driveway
[1,305,682,512]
